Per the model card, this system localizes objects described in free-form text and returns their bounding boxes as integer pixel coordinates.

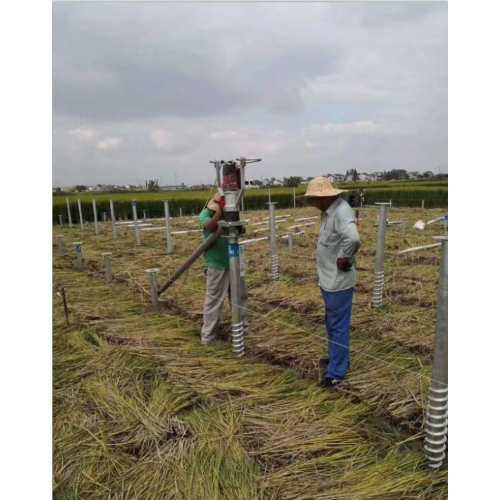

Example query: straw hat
[303,176,347,198]
[207,193,222,211]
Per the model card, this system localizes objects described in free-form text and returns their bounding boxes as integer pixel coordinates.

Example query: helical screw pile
[232,321,245,357]
[372,271,385,307]
[271,253,279,281]
[425,385,448,468]
[372,203,389,308]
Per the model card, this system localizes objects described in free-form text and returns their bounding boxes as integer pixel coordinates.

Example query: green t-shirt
[199,208,229,271]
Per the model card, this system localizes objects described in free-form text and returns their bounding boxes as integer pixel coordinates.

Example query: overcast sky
[53,2,447,186]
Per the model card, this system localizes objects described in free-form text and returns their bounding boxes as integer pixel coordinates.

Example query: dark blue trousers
[320,287,354,379]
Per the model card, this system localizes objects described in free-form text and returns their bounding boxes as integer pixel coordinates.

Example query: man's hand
[217,197,226,212]
[337,257,353,272]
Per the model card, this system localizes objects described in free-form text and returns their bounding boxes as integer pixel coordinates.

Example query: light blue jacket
[316,198,361,292]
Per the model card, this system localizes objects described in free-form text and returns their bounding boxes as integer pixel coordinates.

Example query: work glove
[337,257,353,272]
[218,197,226,212]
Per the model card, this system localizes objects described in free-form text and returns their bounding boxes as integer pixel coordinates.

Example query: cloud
[52,2,447,185]
[96,137,122,151]
[68,126,94,142]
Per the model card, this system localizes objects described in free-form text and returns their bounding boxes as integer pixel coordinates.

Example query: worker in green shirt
[199,193,248,345]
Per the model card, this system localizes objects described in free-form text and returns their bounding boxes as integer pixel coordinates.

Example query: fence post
[293,188,296,209]
[267,202,279,281]
[268,188,271,203]
[73,242,83,271]
[77,199,84,230]
[288,233,294,253]
[372,202,390,308]
[132,200,141,245]
[66,198,73,228]
[401,218,407,238]
[58,215,63,226]
[110,200,117,240]
[164,201,173,253]
[422,200,425,209]
[102,253,112,284]
[145,268,160,310]
[92,200,99,235]
[241,196,245,212]
[425,236,448,469]
[102,212,107,223]
[57,235,63,256]
[179,207,183,218]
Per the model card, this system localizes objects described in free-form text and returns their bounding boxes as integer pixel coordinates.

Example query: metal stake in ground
[164,201,173,253]
[293,188,296,209]
[142,209,147,221]
[401,218,407,238]
[179,207,183,218]
[239,244,246,277]
[422,200,425,209]
[132,200,141,245]
[58,215,63,226]
[267,202,279,281]
[145,268,160,309]
[372,202,390,308]
[109,200,117,240]
[102,253,113,284]
[77,199,84,230]
[57,235,64,256]
[73,242,83,271]
[425,236,448,469]
[288,233,294,253]
[92,200,99,235]
[220,220,246,357]
[66,197,73,228]
[102,212,107,223]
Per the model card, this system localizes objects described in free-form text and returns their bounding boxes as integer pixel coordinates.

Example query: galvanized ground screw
[267,202,279,281]
[57,235,63,256]
[73,242,83,270]
[239,244,246,277]
[132,201,141,245]
[425,236,448,469]
[145,268,160,309]
[179,207,183,218]
[372,202,390,308]
[293,188,296,208]
[142,210,147,220]
[422,200,425,209]
[77,199,84,230]
[288,233,294,253]
[58,215,63,226]
[66,198,73,228]
[401,218,407,238]
[102,253,112,284]
[102,212,107,223]
[92,200,99,235]
[164,201,173,253]
[110,200,117,240]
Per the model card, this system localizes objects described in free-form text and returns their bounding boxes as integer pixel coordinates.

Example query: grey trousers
[201,268,248,344]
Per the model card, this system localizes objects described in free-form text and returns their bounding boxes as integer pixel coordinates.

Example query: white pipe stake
[77,199,84,230]
[92,200,99,235]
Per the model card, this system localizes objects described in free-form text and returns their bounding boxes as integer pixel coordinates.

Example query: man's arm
[202,197,225,232]
[204,209,223,232]
[335,206,361,270]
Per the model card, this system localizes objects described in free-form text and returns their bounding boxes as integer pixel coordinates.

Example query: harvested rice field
[53,205,448,499]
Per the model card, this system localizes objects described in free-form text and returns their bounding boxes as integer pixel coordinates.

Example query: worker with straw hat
[199,193,249,345]
[304,177,361,388]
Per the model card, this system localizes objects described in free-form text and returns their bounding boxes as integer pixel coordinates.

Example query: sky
[53,1,448,186]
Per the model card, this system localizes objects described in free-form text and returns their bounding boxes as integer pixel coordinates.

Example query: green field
[53,181,448,222]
